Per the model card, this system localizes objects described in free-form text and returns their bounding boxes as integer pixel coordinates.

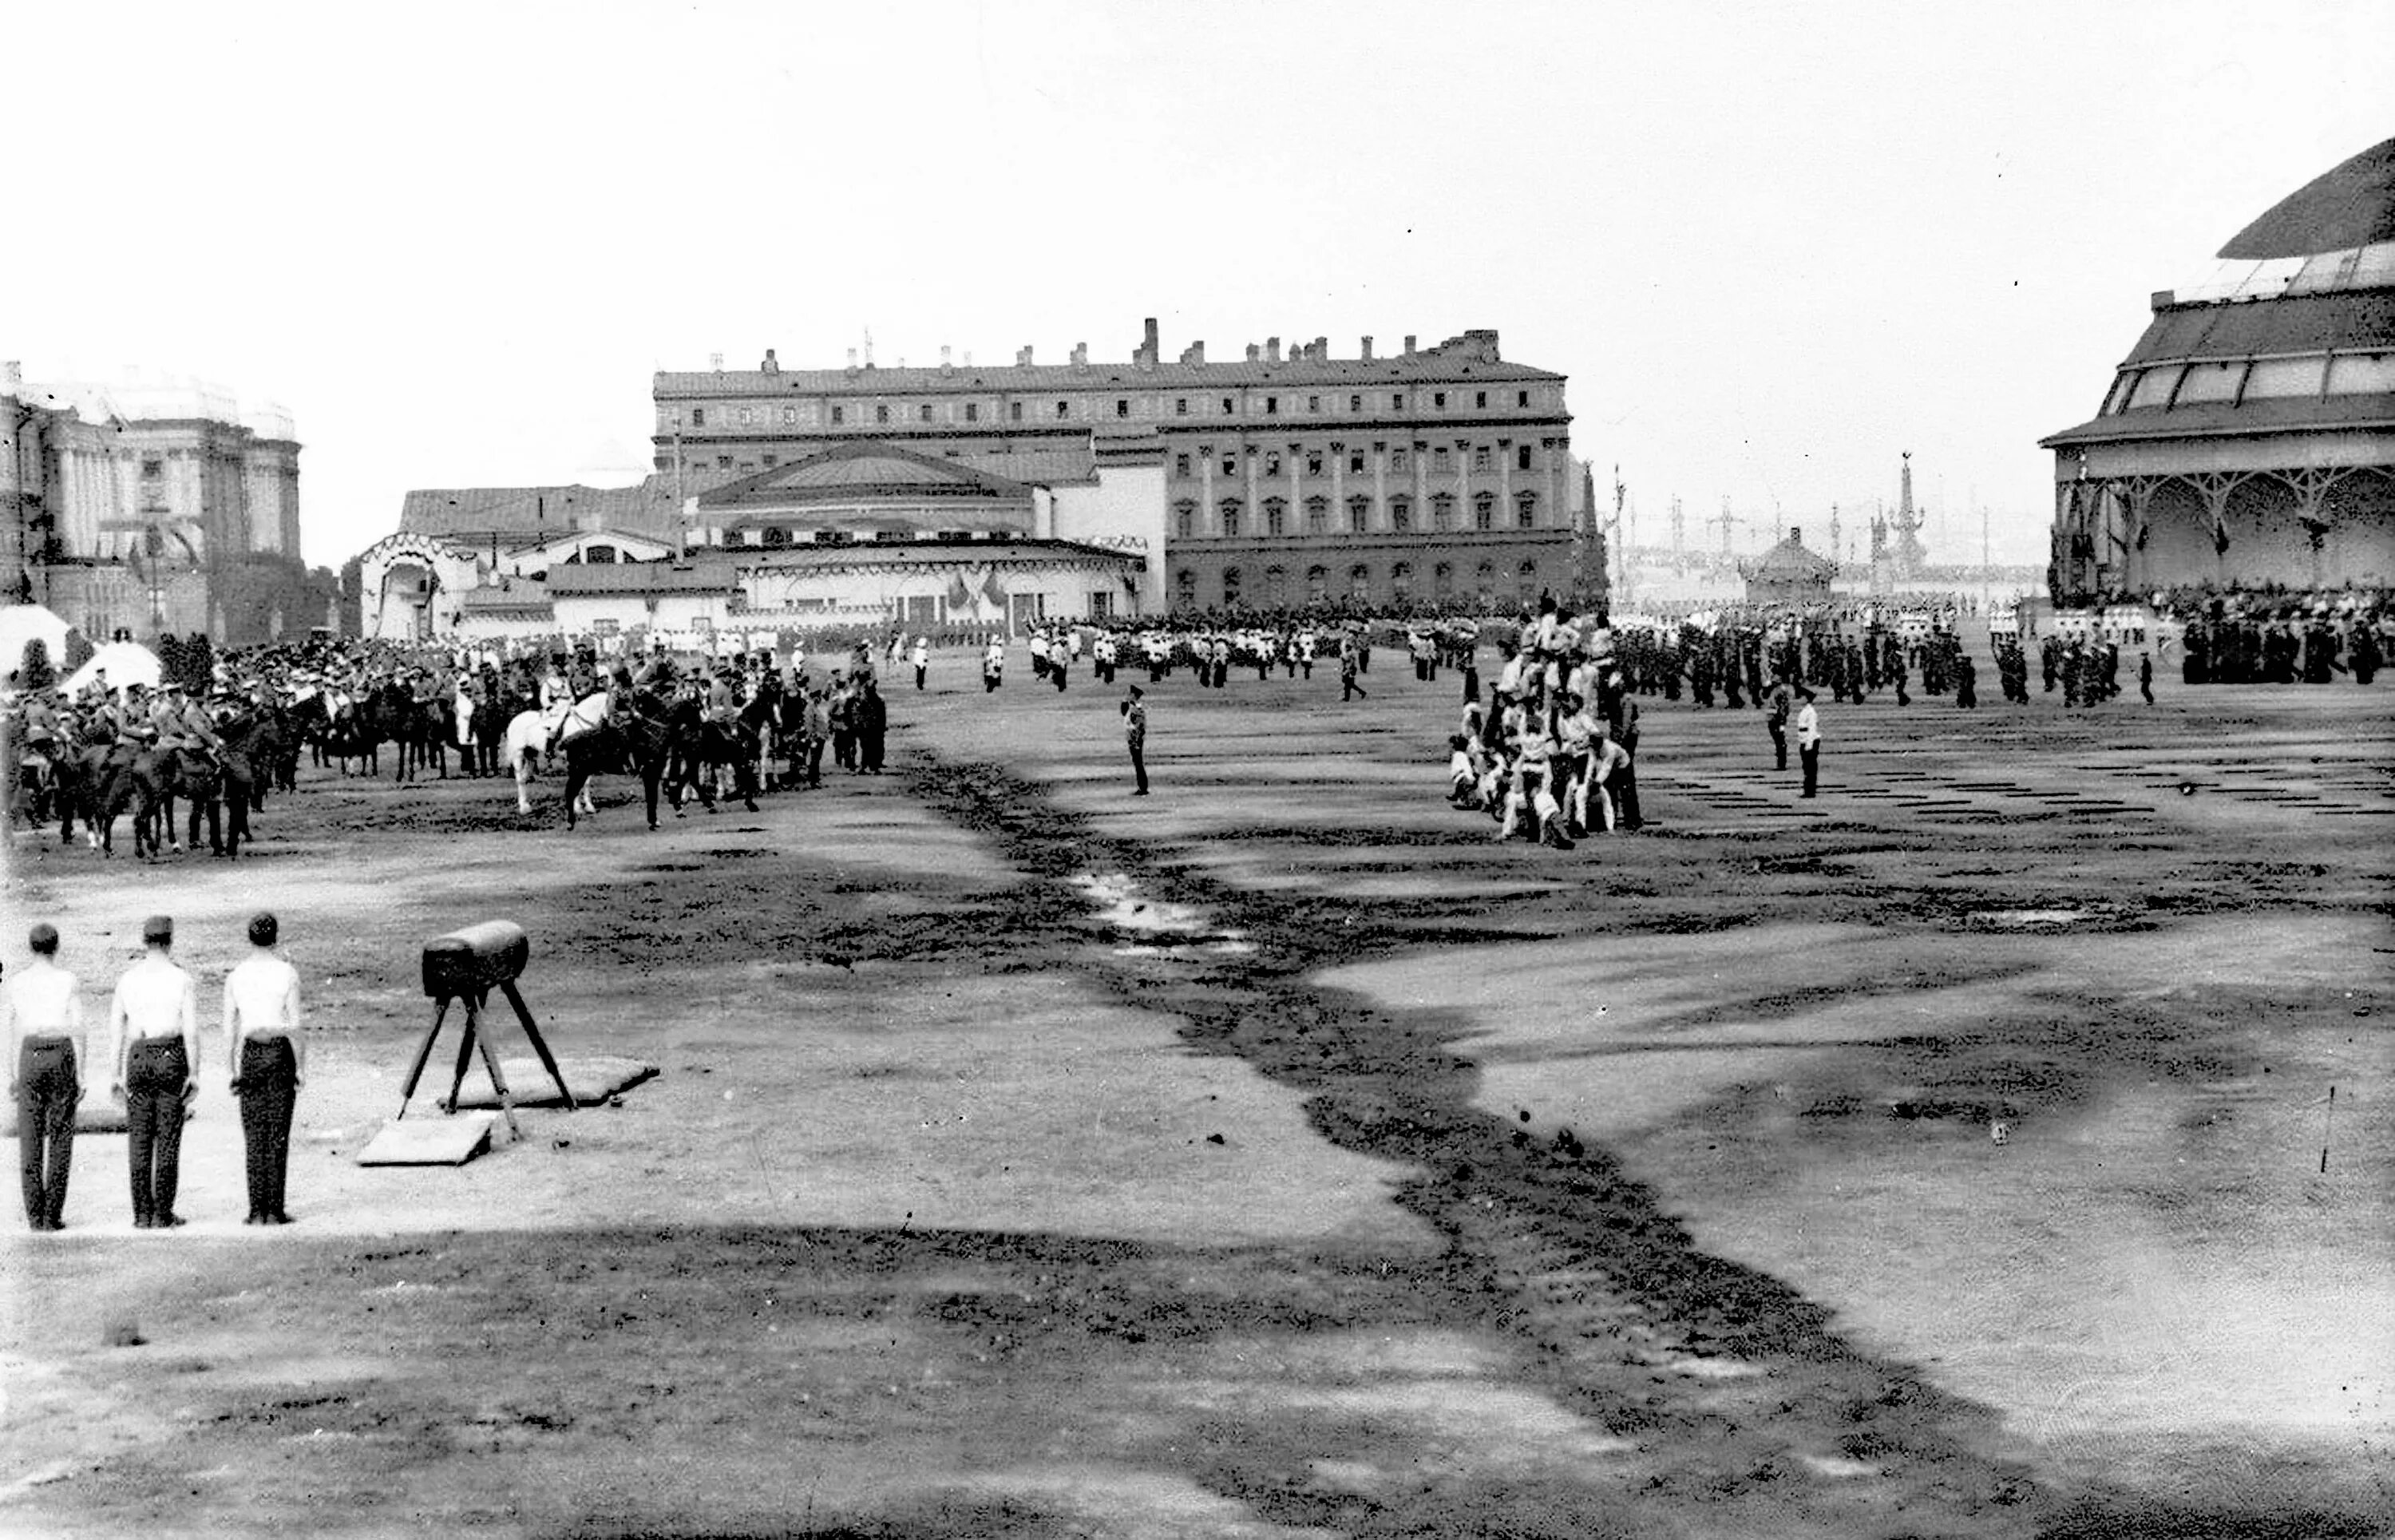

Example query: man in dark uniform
[857,681,888,774]
[1763,677,1793,770]
[1122,684,1149,795]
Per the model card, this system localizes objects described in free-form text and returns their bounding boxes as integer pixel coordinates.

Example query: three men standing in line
[8,913,303,1232]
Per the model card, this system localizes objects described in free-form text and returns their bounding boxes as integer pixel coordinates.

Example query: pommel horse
[398,920,573,1140]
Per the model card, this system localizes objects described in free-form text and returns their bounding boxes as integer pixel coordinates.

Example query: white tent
[61,640,162,696]
[1,604,73,679]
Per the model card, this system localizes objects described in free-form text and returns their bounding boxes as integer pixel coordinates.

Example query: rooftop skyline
[6,0,2388,572]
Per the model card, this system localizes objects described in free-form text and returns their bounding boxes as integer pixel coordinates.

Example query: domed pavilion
[2042,137,2395,598]
[1740,525,1837,606]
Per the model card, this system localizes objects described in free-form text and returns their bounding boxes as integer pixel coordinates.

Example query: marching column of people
[6,913,305,1233]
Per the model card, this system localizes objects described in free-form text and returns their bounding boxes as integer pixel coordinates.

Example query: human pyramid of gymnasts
[1443,597,1643,851]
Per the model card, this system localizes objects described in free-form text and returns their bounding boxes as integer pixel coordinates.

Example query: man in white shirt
[6,922,86,1231]
[109,915,200,1229]
[1795,689,1822,798]
[224,911,304,1226]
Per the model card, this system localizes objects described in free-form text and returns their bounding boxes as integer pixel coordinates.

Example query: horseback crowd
[2,632,916,853]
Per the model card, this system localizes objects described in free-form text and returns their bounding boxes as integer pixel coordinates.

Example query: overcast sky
[6,1,2388,569]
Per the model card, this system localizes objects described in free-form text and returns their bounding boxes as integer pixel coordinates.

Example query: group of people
[7,913,303,1233]
[1441,599,1650,849]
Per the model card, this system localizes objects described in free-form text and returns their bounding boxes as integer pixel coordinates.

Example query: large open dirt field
[3,646,2389,1538]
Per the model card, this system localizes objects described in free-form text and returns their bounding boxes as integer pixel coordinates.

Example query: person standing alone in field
[1795,688,1821,798]
[7,922,86,1231]
[109,916,199,1229]
[224,911,304,1226]
[1763,676,1794,770]
[1122,684,1149,794]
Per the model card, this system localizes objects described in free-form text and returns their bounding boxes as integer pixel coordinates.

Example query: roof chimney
[1071,342,1088,369]
[1265,336,1281,364]
[1180,341,1206,366]
[1016,346,1034,366]
[1791,526,1803,547]
[1314,336,1328,361]
[1360,336,1373,361]
[1245,343,1261,362]
[1403,335,1417,355]
[1141,316,1159,361]
[760,348,779,374]
[940,345,952,370]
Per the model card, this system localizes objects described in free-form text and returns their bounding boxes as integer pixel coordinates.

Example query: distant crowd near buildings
[2,362,332,645]
[355,324,1603,643]
[2045,136,2395,603]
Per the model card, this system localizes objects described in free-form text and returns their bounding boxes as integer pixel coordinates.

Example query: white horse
[505,697,601,816]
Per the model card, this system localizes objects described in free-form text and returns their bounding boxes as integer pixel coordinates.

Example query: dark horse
[366,683,448,784]
[663,698,762,815]
[89,746,195,860]
[209,711,270,857]
[560,700,675,830]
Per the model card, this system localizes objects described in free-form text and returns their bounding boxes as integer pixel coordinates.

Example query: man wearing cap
[224,911,303,1225]
[6,922,87,1230]
[1795,687,1822,799]
[1122,684,1148,795]
[109,916,200,1229]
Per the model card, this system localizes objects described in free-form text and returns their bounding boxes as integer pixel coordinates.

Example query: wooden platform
[354,1111,500,1166]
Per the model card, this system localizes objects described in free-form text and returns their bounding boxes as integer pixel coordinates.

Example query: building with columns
[652,323,1580,614]
[2043,137,2395,600]
[2,364,327,643]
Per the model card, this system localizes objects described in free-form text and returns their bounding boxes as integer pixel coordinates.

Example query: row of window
[1176,441,1542,478]
[2102,351,2395,415]
[680,386,1551,431]
[1174,559,1543,608]
[1178,491,1541,538]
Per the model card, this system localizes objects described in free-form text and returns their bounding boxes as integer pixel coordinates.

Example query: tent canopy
[61,640,162,696]
[1,604,74,678]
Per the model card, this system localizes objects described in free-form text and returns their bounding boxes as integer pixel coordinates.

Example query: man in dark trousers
[109,915,199,1229]
[857,682,888,774]
[1763,677,1794,770]
[6,922,86,1231]
[1795,689,1821,799]
[224,912,303,1225]
[1122,684,1149,795]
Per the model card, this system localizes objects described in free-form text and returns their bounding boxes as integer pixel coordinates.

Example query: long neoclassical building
[2044,137,2395,599]
[653,323,1586,612]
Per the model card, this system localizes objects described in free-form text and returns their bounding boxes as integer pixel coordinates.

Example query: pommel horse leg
[443,989,525,1142]
[397,996,452,1119]
[500,979,574,1110]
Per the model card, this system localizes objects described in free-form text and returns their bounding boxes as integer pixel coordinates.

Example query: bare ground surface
[2,654,2390,1538]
